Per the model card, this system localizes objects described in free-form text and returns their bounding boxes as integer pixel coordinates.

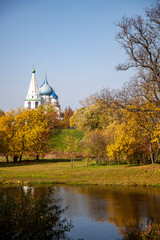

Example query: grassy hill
[50,129,84,152]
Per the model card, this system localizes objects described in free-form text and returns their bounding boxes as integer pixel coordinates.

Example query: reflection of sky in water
[69,217,121,240]
[53,185,160,240]
[53,186,122,239]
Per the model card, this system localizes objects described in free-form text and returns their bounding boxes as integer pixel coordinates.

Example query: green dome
[32,68,35,73]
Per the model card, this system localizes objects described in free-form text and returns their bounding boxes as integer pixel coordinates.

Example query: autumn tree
[0,109,4,117]
[91,2,160,165]
[9,108,29,162]
[106,105,160,164]
[83,130,107,165]
[70,95,101,131]
[25,108,51,160]
[0,115,10,162]
[63,106,74,128]
[44,105,64,130]
[0,109,20,162]
[0,108,52,162]
[63,134,80,167]
[70,100,111,131]
[79,95,97,107]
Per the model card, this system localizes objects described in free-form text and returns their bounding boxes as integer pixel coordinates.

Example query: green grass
[51,129,84,151]
[0,157,160,187]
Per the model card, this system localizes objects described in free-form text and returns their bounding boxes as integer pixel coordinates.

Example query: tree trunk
[71,153,73,167]
[154,148,159,163]
[13,156,18,163]
[95,158,99,165]
[86,157,89,167]
[36,155,39,161]
[154,141,160,163]
[4,154,9,163]
[149,141,154,164]
[70,152,74,167]
[19,154,22,162]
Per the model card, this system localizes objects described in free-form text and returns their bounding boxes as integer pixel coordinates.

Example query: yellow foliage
[0,108,51,161]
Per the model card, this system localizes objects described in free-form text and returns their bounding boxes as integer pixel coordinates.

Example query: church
[24,67,61,115]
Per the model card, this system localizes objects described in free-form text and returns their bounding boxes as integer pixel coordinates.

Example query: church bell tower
[24,67,42,109]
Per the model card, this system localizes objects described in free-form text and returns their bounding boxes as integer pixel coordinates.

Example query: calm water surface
[54,186,160,239]
[1,185,160,239]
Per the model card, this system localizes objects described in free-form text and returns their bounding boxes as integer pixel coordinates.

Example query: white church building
[24,67,61,114]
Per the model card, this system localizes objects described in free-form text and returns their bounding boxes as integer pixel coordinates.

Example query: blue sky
[0,0,155,111]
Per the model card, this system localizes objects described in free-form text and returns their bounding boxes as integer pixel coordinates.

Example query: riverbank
[0,158,160,187]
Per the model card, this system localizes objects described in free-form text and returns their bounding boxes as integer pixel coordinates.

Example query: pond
[0,185,160,239]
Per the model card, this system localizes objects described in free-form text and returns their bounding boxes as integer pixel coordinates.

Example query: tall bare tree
[116,2,160,107]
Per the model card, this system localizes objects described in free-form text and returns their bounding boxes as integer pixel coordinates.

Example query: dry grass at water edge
[0,157,160,187]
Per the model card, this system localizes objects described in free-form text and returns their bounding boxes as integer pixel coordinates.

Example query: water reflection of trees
[58,186,160,239]
[0,187,72,240]
[120,218,160,240]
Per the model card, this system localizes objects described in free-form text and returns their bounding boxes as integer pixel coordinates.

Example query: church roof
[32,66,35,73]
[25,68,41,100]
[51,91,58,99]
[39,74,53,96]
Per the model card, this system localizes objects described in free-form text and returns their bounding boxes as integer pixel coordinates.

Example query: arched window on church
[35,102,38,109]
[28,102,31,109]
